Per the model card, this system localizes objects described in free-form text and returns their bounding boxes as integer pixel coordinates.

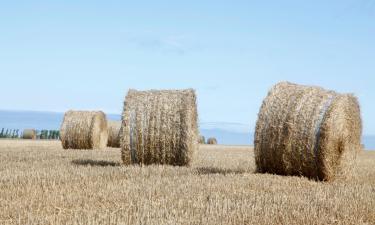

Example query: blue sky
[0,0,374,134]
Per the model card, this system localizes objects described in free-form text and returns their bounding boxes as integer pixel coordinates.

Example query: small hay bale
[107,120,121,148]
[199,135,206,144]
[23,129,36,139]
[254,82,362,181]
[121,89,198,166]
[60,110,108,150]
[207,137,218,145]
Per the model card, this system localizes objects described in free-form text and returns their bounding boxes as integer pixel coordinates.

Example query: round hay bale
[207,137,218,145]
[254,82,362,181]
[107,120,121,148]
[199,135,206,144]
[23,129,36,139]
[121,89,198,166]
[60,110,108,150]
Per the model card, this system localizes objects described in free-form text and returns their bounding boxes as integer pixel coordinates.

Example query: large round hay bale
[107,120,121,148]
[23,129,36,139]
[199,135,206,144]
[254,82,362,181]
[121,89,198,166]
[60,111,108,150]
[207,137,218,145]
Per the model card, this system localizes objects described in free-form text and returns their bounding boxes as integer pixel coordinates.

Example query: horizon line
[1,108,374,137]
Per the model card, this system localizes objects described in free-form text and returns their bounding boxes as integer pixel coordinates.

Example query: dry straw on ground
[2,140,375,225]
[207,138,218,145]
[254,82,362,181]
[107,120,121,148]
[22,129,36,139]
[121,89,198,166]
[60,111,108,150]
[199,135,206,144]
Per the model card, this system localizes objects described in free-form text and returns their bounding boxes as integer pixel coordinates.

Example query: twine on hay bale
[207,137,218,145]
[199,135,206,144]
[254,82,362,181]
[107,120,121,148]
[60,110,108,150]
[23,129,36,139]
[121,89,198,166]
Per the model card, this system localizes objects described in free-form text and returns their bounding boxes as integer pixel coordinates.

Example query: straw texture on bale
[254,82,362,181]
[23,129,36,139]
[60,111,108,150]
[199,136,206,144]
[207,137,218,145]
[107,120,121,148]
[121,89,198,166]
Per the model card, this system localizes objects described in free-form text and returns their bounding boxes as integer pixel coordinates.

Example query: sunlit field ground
[0,140,374,225]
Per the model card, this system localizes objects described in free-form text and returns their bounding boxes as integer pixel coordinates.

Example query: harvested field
[0,140,374,225]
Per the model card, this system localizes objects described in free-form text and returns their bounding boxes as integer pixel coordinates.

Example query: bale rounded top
[121,89,198,166]
[60,110,108,150]
[207,137,218,145]
[254,82,362,181]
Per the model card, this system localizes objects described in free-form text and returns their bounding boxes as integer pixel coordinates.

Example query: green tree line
[0,129,60,140]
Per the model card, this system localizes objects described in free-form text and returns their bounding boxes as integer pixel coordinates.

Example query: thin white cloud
[127,33,199,55]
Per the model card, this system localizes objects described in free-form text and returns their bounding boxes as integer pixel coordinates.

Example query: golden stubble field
[0,140,374,225]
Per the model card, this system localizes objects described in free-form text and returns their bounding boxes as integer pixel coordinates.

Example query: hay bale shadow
[196,167,247,175]
[72,159,121,167]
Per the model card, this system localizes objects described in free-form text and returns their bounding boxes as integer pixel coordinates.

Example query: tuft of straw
[254,82,362,181]
[60,111,108,150]
[121,89,198,166]
[107,120,121,148]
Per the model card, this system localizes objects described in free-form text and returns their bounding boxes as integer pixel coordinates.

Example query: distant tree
[40,130,46,139]
[41,130,49,139]
[36,130,41,139]
[0,128,4,138]
[48,130,53,139]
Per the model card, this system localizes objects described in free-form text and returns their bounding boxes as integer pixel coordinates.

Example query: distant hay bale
[207,137,218,145]
[199,135,206,144]
[107,120,121,148]
[121,89,198,166]
[60,111,108,150]
[254,82,362,181]
[23,129,36,139]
